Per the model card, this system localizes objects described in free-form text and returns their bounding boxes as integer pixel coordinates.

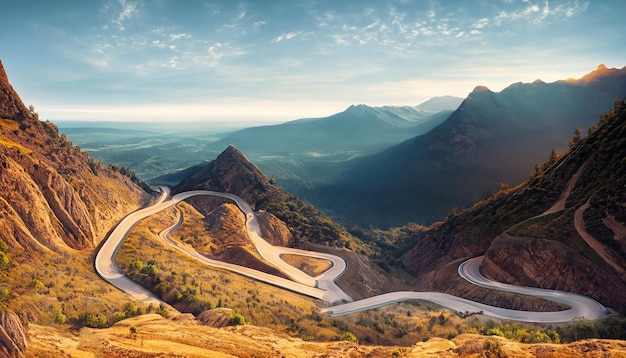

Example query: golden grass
[0,134,33,155]
[279,253,333,277]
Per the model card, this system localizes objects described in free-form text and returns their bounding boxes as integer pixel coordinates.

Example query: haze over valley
[2,1,626,356]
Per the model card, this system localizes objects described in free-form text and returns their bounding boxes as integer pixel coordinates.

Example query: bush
[229,312,246,326]
[0,252,8,271]
[156,303,169,318]
[338,331,358,343]
[0,288,9,303]
[79,312,108,328]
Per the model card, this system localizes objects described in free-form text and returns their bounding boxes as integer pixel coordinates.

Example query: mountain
[0,60,149,356]
[0,61,148,253]
[401,98,626,313]
[312,65,626,228]
[206,97,461,158]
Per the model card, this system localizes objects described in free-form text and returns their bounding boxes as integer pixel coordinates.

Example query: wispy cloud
[494,1,589,25]
[103,0,139,31]
[273,31,302,43]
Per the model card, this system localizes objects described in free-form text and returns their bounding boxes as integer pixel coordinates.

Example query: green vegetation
[228,311,246,326]
[348,223,427,270]
[467,320,560,344]
[254,187,372,253]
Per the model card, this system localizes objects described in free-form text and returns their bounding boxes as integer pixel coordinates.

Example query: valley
[2,56,626,357]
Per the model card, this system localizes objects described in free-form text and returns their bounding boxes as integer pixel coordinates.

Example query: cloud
[110,0,139,30]
[169,33,192,41]
[273,31,301,43]
[494,1,588,25]
[474,18,489,29]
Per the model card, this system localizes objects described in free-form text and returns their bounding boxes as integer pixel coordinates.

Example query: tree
[28,104,39,120]
[569,128,582,148]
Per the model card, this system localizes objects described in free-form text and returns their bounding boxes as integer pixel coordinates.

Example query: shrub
[0,288,9,303]
[229,312,246,326]
[79,312,108,328]
[338,331,358,343]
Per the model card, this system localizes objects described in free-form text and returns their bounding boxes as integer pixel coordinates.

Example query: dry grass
[27,315,626,357]
[280,253,333,277]
[5,248,148,328]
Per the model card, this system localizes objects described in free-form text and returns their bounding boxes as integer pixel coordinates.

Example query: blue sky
[1,0,624,123]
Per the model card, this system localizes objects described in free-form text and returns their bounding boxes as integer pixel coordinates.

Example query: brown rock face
[0,311,27,358]
[0,60,147,253]
[196,308,233,328]
[0,61,31,122]
[255,211,293,246]
[481,233,626,313]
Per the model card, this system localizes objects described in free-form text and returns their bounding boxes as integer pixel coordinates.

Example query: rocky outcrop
[0,60,30,122]
[255,211,292,246]
[196,308,233,328]
[0,311,27,358]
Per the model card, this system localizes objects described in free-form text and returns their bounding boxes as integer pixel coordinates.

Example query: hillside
[0,60,150,356]
[0,60,148,253]
[401,97,626,314]
[26,315,626,357]
[312,65,626,228]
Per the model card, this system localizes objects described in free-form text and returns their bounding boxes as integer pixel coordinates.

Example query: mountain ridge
[311,65,626,228]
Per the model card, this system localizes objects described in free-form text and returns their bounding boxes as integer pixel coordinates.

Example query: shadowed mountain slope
[401,98,626,313]
[313,65,626,228]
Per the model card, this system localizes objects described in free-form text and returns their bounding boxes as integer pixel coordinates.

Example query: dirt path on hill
[574,201,625,275]
[539,156,593,216]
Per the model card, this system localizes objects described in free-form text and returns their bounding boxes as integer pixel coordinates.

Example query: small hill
[313,65,626,228]
[175,145,355,248]
[401,98,626,313]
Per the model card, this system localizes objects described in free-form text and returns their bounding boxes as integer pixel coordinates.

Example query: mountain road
[95,187,608,323]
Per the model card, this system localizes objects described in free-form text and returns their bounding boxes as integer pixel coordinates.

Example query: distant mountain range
[207,95,463,158]
[309,65,626,228]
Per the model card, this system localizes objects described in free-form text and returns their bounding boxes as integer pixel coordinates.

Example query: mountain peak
[596,64,608,72]
[471,85,491,93]
[0,60,32,122]
[223,144,250,161]
[174,145,271,201]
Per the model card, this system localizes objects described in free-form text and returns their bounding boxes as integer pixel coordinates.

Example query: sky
[1,0,624,124]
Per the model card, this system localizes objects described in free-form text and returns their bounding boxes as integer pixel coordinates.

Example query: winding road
[95,187,608,323]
